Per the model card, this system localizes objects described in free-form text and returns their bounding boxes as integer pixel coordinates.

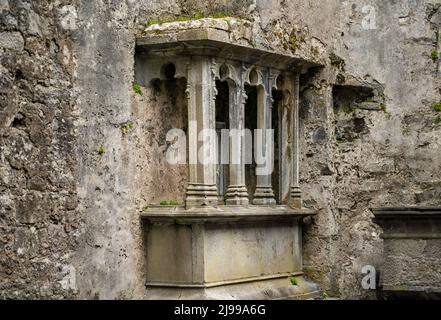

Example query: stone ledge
[372,206,441,238]
[145,276,321,300]
[146,271,302,288]
[372,206,441,219]
[141,205,315,224]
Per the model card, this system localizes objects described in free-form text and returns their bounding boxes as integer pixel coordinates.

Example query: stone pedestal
[142,206,320,300]
[372,207,441,299]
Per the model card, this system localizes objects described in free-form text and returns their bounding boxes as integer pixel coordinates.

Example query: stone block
[142,205,319,299]
[372,207,441,299]
[0,31,24,51]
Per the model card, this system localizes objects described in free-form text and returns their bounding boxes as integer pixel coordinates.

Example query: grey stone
[1,0,440,301]
[372,207,441,299]
[58,5,77,31]
[142,205,318,299]
[0,0,9,13]
[0,31,24,50]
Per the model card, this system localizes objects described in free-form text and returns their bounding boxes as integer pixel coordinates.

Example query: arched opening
[244,84,258,203]
[160,62,176,80]
[271,88,283,204]
[144,62,188,205]
[249,68,259,85]
[215,79,230,203]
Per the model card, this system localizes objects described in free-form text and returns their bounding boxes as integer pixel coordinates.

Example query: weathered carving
[290,73,302,208]
[136,17,320,301]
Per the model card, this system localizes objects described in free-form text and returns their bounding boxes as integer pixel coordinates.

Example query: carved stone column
[185,57,218,207]
[225,65,249,205]
[278,73,293,204]
[289,73,302,208]
[253,68,276,205]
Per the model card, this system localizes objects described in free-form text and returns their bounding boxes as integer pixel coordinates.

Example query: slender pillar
[185,57,218,207]
[289,73,302,208]
[225,75,249,205]
[278,73,293,204]
[253,69,276,205]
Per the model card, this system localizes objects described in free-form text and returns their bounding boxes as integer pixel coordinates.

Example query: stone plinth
[141,206,320,299]
[372,207,441,299]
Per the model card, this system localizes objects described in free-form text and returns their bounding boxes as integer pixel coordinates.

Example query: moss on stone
[98,146,106,156]
[431,50,439,61]
[432,102,441,112]
[330,53,346,70]
[145,17,194,28]
[289,276,298,286]
[287,29,306,52]
[160,200,179,205]
[336,137,347,144]
[133,84,143,96]
[120,122,133,135]
[303,266,326,280]
[288,32,299,51]
[145,13,242,28]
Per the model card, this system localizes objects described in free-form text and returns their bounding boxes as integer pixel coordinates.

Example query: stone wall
[1,0,440,299]
[0,0,80,298]
[300,0,441,299]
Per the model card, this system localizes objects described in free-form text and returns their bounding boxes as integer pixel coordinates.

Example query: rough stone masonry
[0,0,440,299]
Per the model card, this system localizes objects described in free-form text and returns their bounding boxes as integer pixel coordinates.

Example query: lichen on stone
[145,13,243,30]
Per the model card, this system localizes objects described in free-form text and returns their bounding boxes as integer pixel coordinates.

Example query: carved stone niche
[136,18,321,299]
[372,207,441,299]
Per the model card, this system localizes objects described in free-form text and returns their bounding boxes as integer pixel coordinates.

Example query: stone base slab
[141,205,318,299]
[145,276,321,300]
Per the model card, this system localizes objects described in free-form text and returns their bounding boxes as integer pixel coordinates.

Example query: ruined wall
[0,0,80,298]
[1,0,440,299]
[300,0,441,299]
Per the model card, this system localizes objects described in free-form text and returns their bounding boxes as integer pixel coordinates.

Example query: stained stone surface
[372,207,441,299]
[141,206,317,299]
[0,0,440,299]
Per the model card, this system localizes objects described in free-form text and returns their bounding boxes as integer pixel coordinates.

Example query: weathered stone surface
[0,31,24,50]
[0,1,79,299]
[141,205,317,299]
[372,207,441,298]
[1,0,440,300]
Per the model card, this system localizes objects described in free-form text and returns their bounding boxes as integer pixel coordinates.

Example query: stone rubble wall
[1,0,80,298]
[0,0,440,299]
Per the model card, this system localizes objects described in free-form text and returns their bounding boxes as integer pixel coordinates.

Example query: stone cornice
[141,205,315,224]
[137,18,322,71]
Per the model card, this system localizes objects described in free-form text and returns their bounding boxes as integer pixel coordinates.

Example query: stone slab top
[141,205,315,224]
[137,17,323,71]
[372,207,441,239]
[372,206,441,219]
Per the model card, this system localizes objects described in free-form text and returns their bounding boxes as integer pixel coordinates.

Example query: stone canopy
[135,17,321,299]
[137,17,321,71]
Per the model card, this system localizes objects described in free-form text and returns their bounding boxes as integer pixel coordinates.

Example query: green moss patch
[289,276,298,286]
[133,84,143,96]
[145,13,242,28]
[432,102,441,112]
[160,200,179,206]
